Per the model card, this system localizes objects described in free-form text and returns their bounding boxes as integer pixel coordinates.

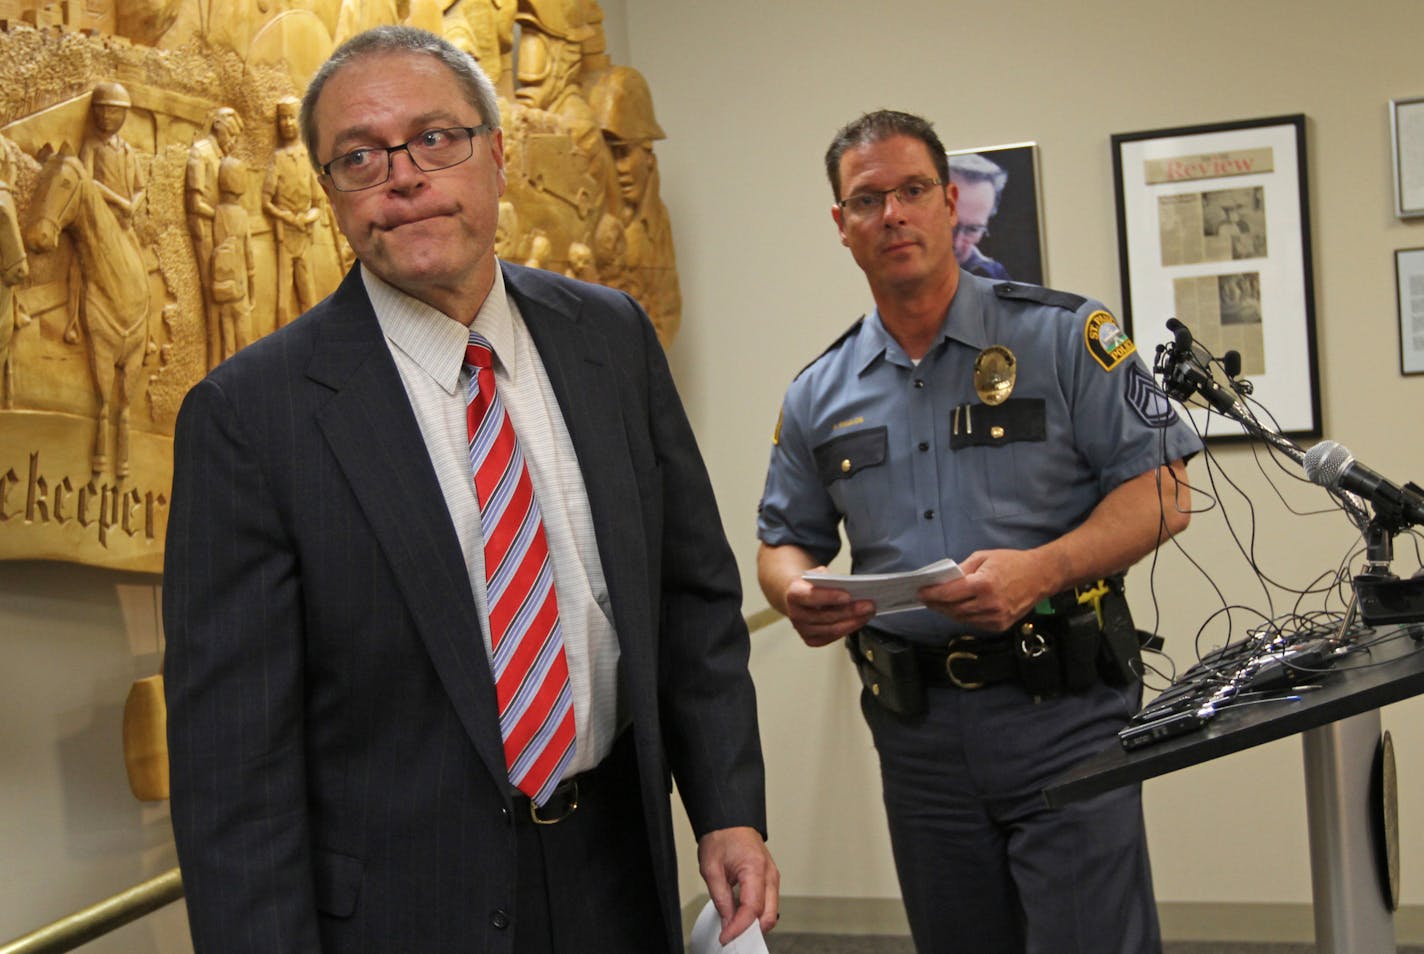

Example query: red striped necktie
[464,331,575,805]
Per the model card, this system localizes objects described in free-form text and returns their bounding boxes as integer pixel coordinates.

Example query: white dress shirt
[364,265,621,776]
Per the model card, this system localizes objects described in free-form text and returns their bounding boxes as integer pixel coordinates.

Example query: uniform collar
[853,269,994,373]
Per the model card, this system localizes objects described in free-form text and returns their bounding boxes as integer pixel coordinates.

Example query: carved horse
[25,148,150,477]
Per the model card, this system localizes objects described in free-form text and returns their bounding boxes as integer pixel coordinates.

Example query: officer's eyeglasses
[321,124,491,192]
[837,178,944,221]
[954,223,991,241]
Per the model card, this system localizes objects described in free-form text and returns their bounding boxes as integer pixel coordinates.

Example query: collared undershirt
[364,265,619,777]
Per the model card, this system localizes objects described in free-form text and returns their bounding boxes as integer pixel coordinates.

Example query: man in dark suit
[163,25,777,954]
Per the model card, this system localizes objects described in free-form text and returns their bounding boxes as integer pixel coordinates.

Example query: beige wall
[623,0,1424,924]
[5,0,1424,947]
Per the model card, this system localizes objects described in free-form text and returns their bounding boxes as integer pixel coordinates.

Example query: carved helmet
[590,66,665,143]
[91,81,132,109]
[515,0,594,42]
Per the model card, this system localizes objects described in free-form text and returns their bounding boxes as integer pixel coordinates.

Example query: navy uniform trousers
[860,678,1162,954]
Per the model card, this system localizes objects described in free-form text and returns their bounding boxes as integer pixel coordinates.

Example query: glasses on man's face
[837,177,944,221]
[954,223,991,241]
[321,124,491,192]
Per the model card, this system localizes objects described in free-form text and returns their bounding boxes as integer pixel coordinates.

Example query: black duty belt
[848,575,1146,715]
[920,633,1022,689]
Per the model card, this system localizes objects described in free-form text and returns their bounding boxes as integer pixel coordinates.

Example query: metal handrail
[745,605,784,634]
[0,868,183,954]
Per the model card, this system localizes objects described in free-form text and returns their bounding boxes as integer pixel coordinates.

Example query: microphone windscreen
[1303,440,1353,487]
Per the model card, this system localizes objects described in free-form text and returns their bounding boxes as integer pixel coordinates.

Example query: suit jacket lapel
[305,269,510,789]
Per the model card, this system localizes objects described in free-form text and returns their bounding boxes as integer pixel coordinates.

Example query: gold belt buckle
[529,780,579,825]
[945,635,984,690]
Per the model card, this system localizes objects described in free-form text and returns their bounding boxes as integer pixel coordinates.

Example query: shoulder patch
[1084,309,1136,371]
[1125,363,1179,428]
[792,315,865,381]
[993,282,1088,312]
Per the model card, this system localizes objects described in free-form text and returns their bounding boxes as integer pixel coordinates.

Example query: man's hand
[758,545,874,648]
[782,573,875,647]
[697,826,780,945]
[918,549,1047,633]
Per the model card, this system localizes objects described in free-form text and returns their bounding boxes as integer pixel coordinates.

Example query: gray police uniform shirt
[757,271,1203,644]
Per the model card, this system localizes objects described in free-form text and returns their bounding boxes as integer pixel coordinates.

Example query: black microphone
[1303,440,1424,528]
[1166,317,1193,352]
[1222,350,1242,379]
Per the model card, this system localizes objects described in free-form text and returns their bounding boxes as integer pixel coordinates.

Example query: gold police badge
[973,346,1017,405]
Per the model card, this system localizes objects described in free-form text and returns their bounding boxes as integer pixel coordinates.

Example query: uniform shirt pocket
[812,426,888,485]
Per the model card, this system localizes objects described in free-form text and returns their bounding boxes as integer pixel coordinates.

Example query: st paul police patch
[1084,310,1136,371]
[1125,363,1179,428]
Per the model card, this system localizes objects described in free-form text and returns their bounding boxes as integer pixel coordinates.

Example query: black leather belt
[511,729,632,825]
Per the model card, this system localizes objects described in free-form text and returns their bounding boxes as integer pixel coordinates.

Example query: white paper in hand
[688,899,768,954]
[803,557,963,615]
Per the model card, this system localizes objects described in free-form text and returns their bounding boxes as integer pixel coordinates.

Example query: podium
[1044,625,1424,953]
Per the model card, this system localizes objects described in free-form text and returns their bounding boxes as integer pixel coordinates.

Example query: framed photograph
[947,142,1046,285]
[1111,114,1321,440]
[1389,97,1424,218]
[1394,248,1424,374]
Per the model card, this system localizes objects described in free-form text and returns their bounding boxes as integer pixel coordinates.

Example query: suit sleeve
[632,310,768,839]
[163,376,322,953]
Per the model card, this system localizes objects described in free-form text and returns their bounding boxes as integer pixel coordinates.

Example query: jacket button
[490,910,511,930]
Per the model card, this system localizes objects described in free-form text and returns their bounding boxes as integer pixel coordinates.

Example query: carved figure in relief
[590,65,680,344]
[75,80,147,344]
[0,171,29,408]
[565,239,596,281]
[263,97,323,327]
[332,0,399,45]
[24,150,150,477]
[522,228,552,269]
[514,0,618,214]
[186,107,244,370]
[211,157,255,362]
[444,0,517,94]
[494,198,521,259]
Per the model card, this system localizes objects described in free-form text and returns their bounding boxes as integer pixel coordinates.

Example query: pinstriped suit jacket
[163,262,766,953]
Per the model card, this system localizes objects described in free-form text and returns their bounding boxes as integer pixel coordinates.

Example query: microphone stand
[1154,320,1423,630]
[1152,323,1407,954]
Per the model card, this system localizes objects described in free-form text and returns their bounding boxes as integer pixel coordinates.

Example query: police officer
[756,109,1202,953]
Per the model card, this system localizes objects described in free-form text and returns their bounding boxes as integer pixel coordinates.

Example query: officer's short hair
[300,25,501,170]
[824,110,950,200]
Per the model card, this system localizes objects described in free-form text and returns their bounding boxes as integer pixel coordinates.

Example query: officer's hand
[918,549,1045,632]
[783,572,875,648]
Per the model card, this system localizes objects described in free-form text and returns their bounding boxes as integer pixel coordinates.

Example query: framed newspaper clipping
[1389,96,1424,218]
[1111,114,1320,440]
[1395,248,1424,375]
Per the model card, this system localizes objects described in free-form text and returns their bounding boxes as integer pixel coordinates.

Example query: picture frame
[1111,114,1321,440]
[1394,247,1424,375]
[1389,96,1424,218]
[946,142,1046,285]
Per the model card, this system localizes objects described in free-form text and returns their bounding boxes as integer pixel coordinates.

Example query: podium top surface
[1044,626,1424,808]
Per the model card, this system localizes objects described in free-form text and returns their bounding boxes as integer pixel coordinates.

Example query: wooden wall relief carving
[0,0,682,573]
